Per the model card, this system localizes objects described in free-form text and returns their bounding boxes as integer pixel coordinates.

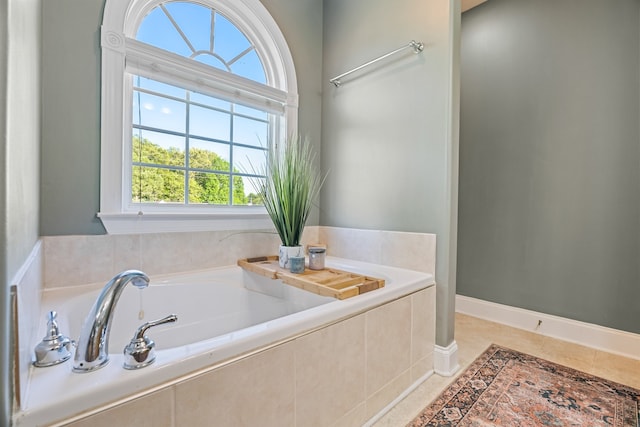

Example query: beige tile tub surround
[366,298,412,404]
[41,226,436,289]
[57,287,435,427]
[317,227,436,276]
[42,230,283,288]
[17,226,436,425]
[175,342,296,427]
[411,288,436,382]
[13,241,44,409]
[295,315,366,426]
[64,389,175,427]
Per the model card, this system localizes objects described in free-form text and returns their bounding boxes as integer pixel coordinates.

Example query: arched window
[99,0,298,234]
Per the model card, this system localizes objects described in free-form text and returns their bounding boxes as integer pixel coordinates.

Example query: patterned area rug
[409,344,640,426]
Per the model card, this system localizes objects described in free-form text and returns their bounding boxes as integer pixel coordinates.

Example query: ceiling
[461,0,488,12]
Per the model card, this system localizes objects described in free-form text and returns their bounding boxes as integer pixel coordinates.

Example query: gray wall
[259,0,324,226]
[40,0,324,235]
[321,0,459,346]
[41,0,104,235]
[458,0,640,333]
[1,0,42,423]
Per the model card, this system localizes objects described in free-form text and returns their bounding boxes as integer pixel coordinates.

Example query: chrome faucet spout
[73,270,149,373]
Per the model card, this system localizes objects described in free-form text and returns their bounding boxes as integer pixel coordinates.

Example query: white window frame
[99,0,298,234]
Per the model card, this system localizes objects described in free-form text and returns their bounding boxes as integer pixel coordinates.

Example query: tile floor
[373,312,640,426]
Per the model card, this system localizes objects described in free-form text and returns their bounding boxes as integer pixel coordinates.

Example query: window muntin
[135,2,266,83]
[128,1,274,208]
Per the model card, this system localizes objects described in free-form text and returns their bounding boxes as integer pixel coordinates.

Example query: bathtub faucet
[73,270,150,373]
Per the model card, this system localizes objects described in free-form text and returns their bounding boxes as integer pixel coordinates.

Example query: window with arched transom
[99,0,297,234]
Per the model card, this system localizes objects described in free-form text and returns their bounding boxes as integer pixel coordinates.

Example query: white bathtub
[16,257,433,426]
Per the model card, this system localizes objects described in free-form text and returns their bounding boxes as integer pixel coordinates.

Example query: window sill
[97,211,274,234]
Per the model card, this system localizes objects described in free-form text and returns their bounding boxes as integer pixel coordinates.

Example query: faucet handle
[34,311,74,367]
[123,314,177,370]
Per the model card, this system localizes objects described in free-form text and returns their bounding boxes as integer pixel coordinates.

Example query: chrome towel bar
[329,40,424,87]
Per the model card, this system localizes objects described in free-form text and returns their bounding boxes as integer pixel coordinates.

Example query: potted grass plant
[253,134,325,269]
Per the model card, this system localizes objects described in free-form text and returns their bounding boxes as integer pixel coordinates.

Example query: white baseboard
[434,341,460,376]
[456,295,640,361]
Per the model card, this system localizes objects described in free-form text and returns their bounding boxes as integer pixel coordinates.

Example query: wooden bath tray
[237,256,385,300]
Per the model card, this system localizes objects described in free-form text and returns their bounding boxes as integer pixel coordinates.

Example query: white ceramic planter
[278,245,303,269]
